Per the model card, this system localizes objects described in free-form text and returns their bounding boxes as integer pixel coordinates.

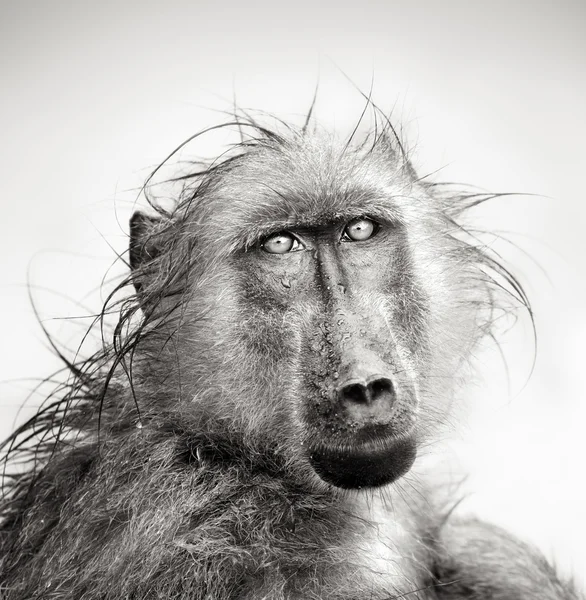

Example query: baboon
[0,106,582,600]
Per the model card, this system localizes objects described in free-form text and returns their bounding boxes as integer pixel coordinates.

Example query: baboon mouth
[307,435,417,489]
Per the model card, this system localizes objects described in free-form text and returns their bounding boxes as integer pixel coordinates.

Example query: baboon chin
[1,107,582,600]
[308,435,417,489]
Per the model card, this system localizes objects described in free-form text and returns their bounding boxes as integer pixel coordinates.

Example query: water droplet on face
[281,276,291,288]
[333,371,339,379]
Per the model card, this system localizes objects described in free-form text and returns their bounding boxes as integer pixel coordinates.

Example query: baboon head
[129,124,493,491]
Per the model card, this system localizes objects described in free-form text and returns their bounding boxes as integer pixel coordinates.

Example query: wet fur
[0,109,581,599]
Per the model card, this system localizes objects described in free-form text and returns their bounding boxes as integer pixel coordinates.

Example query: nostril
[368,378,394,403]
[337,376,396,422]
[338,378,395,407]
[339,383,369,405]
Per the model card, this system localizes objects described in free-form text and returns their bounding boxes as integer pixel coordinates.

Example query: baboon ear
[129,211,163,292]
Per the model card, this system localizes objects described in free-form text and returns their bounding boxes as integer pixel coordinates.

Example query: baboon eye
[262,232,303,254]
[342,217,378,242]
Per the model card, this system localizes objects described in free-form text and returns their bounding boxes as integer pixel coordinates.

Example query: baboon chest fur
[0,115,581,600]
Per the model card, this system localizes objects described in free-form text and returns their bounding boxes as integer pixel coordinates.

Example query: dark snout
[303,322,418,489]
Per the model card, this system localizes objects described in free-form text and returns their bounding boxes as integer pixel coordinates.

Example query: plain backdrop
[1,0,584,584]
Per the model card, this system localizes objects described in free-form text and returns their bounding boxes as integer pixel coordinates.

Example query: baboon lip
[307,435,417,489]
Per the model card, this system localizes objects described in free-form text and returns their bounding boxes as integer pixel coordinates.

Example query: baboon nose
[337,376,395,421]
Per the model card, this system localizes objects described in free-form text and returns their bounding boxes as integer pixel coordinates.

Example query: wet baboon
[0,107,582,599]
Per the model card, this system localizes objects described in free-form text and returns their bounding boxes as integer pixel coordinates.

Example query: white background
[1,0,584,584]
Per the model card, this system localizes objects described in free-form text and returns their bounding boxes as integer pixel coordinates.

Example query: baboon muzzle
[303,311,418,489]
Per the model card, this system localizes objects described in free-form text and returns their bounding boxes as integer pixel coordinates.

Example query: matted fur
[0,107,581,599]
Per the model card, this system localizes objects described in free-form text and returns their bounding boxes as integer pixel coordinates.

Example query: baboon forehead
[189,136,428,251]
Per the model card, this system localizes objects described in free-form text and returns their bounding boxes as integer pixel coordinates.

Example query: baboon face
[241,211,421,489]
[132,135,469,490]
